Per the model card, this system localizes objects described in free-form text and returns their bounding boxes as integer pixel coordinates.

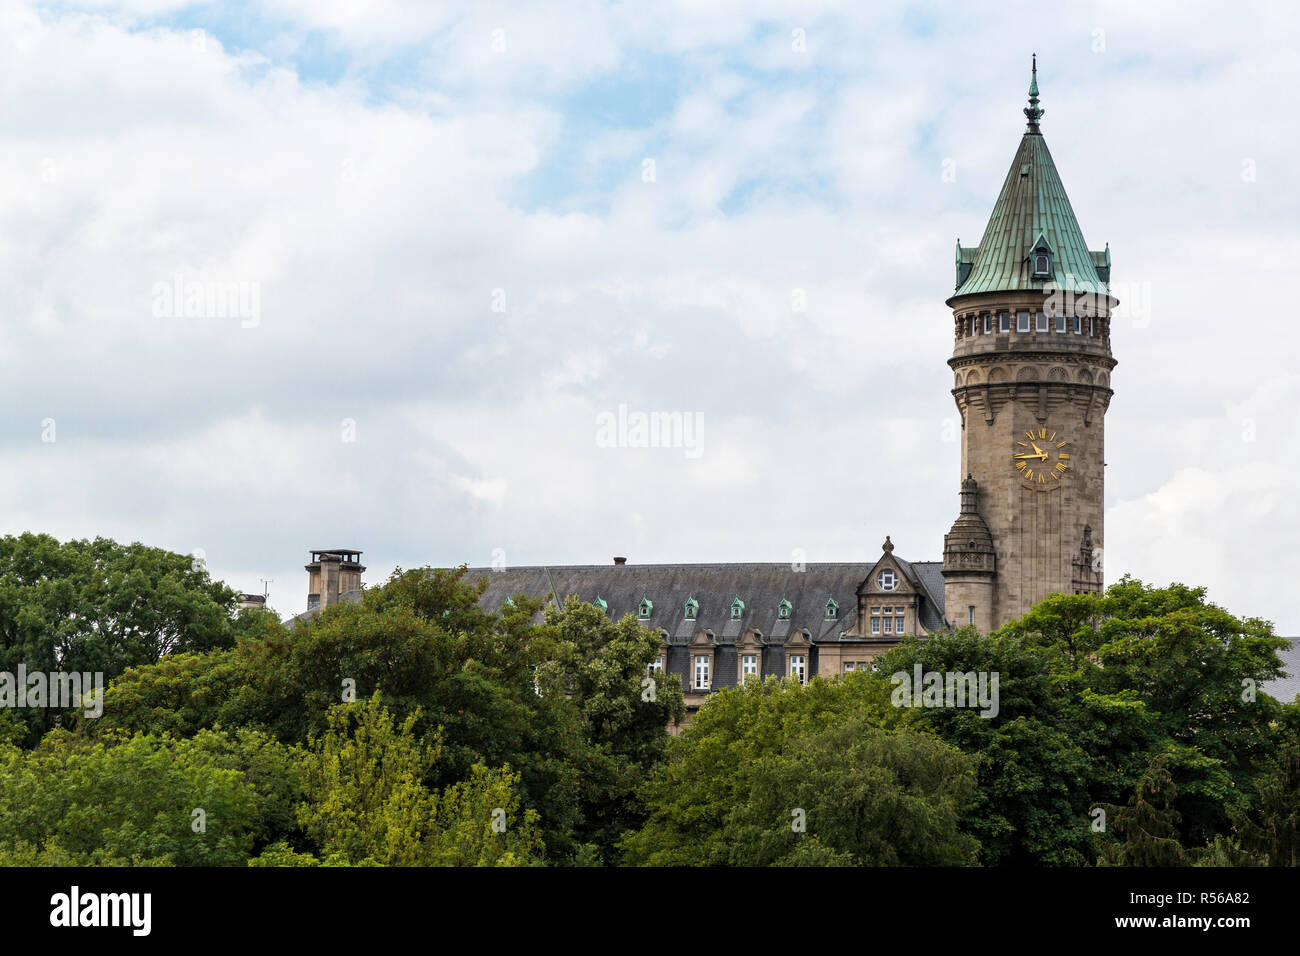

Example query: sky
[1,0,1297,630]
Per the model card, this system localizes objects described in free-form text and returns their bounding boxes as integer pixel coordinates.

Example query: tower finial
[1024,54,1044,133]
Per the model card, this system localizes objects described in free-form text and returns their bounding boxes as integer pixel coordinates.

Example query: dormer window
[684,597,698,620]
[777,598,792,620]
[1033,253,1050,277]
[638,597,653,619]
[877,569,898,591]
[594,596,607,614]
[824,597,839,621]
[730,598,745,620]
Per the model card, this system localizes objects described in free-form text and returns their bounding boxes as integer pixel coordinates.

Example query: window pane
[1036,311,1048,332]
[1017,310,1030,332]
[999,311,1010,332]
[1056,313,1066,332]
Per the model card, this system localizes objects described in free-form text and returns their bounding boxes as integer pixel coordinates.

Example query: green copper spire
[949,59,1112,300]
[1024,53,1044,133]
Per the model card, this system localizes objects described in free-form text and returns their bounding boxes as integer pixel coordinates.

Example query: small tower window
[877,569,898,591]
[1055,312,1066,333]
[730,598,745,620]
[1036,310,1049,332]
[1072,315,1082,334]
[777,598,792,620]
[825,598,839,621]
[1017,310,1030,332]
[983,313,992,334]
[638,597,653,619]
[999,311,1010,332]
[684,597,698,620]
[594,596,607,614]
[1033,253,1050,277]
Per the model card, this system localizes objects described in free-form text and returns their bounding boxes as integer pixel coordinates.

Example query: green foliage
[0,730,260,865]
[621,672,979,865]
[876,628,1097,865]
[1097,753,1188,866]
[0,533,240,745]
[297,694,542,866]
[1232,701,1300,866]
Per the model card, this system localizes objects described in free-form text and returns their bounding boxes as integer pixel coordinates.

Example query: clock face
[1013,427,1071,489]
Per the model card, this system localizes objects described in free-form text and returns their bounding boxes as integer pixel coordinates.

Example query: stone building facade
[941,58,1113,629]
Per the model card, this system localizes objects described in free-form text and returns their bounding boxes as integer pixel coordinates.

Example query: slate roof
[950,73,1109,300]
[461,560,948,641]
[1265,638,1300,704]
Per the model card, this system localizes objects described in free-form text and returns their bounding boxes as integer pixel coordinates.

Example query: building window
[648,656,663,675]
[742,654,758,683]
[1073,315,1082,334]
[777,598,792,620]
[883,608,893,634]
[968,606,975,625]
[1089,316,1095,336]
[825,598,838,620]
[999,311,1010,332]
[870,606,881,634]
[1036,310,1048,332]
[895,608,905,632]
[983,313,992,333]
[877,569,897,591]
[638,598,653,619]
[844,661,856,673]
[694,655,710,690]
[684,597,698,620]
[1017,310,1030,332]
[1033,253,1050,276]
[790,655,806,684]
[730,598,745,620]
[1055,312,1066,333]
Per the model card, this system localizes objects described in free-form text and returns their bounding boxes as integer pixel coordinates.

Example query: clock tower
[942,58,1116,631]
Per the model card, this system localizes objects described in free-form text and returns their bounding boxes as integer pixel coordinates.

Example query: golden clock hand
[1013,453,1042,459]
[1030,441,1045,456]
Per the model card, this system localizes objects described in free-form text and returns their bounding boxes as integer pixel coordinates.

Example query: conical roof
[951,62,1110,299]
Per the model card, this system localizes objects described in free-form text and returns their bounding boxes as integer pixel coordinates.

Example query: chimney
[320,553,342,607]
[306,549,366,611]
[613,556,627,566]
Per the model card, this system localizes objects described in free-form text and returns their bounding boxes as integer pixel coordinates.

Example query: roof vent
[613,556,627,566]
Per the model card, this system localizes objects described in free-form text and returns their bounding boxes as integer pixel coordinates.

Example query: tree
[620,671,979,865]
[1098,753,1188,866]
[536,596,685,859]
[1233,701,1300,866]
[875,628,1098,865]
[0,729,261,866]
[296,694,542,866]
[0,533,240,745]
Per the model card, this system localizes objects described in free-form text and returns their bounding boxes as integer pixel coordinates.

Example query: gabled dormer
[1029,232,1054,280]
